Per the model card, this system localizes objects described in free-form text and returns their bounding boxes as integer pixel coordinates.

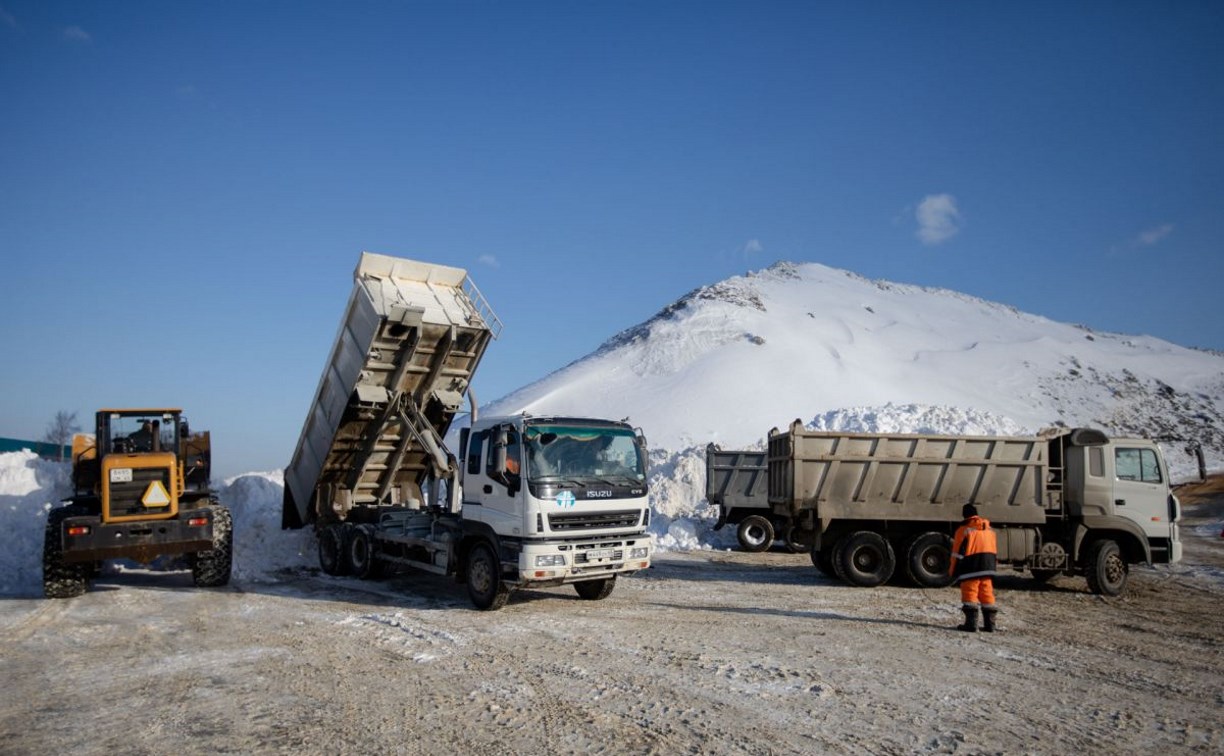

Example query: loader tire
[1084,539,1127,596]
[736,515,774,553]
[837,531,896,587]
[43,506,89,599]
[192,505,233,588]
[574,577,616,601]
[318,523,350,576]
[903,532,954,588]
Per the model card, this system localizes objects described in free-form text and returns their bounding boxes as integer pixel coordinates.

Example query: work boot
[982,607,998,633]
[957,606,978,632]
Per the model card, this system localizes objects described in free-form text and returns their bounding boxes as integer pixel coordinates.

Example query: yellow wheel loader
[42,409,232,598]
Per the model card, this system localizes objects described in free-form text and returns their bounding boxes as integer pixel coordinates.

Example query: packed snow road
[2,492,1222,755]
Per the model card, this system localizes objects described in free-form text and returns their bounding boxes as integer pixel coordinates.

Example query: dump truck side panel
[769,424,1049,528]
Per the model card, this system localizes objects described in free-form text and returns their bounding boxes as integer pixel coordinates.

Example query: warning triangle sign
[142,480,172,507]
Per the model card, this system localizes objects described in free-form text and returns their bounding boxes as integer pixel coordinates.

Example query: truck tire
[318,523,350,576]
[781,524,807,554]
[43,506,89,599]
[737,515,774,552]
[903,532,954,588]
[192,505,233,588]
[466,542,511,610]
[837,531,896,587]
[1084,539,1127,596]
[349,524,380,580]
[574,577,616,601]
[810,547,836,578]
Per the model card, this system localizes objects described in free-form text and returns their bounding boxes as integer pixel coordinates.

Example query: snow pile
[485,261,1224,476]
[0,451,71,596]
[216,470,316,582]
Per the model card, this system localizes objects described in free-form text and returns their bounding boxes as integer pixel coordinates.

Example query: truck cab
[1064,436,1182,567]
[460,415,653,593]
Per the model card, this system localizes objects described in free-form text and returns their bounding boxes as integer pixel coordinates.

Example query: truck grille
[548,510,641,532]
[108,467,173,518]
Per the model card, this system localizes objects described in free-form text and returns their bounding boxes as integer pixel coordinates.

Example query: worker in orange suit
[948,503,999,632]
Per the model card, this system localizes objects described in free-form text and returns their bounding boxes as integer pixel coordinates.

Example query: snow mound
[217,470,316,582]
[0,451,72,596]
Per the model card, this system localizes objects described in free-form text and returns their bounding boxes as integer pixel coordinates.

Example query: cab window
[1115,448,1162,483]
[485,429,521,478]
[467,431,485,476]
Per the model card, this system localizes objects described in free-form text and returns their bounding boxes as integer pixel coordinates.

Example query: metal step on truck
[282,252,652,609]
[721,420,1183,596]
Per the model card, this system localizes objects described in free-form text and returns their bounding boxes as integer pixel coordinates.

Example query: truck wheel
[811,547,836,578]
[737,515,774,552]
[1084,539,1127,596]
[318,523,350,576]
[781,525,807,554]
[903,532,954,588]
[574,577,616,601]
[349,524,380,580]
[43,506,89,599]
[837,531,896,587]
[192,505,233,588]
[466,542,511,610]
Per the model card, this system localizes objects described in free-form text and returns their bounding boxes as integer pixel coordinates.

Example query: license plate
[110,468,133,483]
[586,549,614,561]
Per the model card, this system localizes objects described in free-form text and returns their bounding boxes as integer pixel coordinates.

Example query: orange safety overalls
[949,515,998,609]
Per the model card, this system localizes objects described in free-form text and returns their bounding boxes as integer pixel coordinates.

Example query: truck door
[1111,444,1175,541]
[474,425,524,533]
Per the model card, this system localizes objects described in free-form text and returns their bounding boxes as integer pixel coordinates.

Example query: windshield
[524,425,645,483]
[109,412,179,454]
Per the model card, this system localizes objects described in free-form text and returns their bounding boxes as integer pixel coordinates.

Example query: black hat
[962,503,978,518]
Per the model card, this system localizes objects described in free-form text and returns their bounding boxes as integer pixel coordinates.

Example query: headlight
[630,547,649,560]
[535,554,566,567]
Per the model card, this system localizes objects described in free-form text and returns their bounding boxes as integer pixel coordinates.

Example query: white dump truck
[763,421,1182,595]
[283,252,652,609]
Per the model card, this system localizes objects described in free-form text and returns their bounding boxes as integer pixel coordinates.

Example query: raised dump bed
[283,252,501,527]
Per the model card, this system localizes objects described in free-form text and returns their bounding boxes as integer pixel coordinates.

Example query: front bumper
[513,534,653,586]
[61,508,216,562]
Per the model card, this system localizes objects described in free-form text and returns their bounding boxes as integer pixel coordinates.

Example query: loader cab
[101,410,182,455]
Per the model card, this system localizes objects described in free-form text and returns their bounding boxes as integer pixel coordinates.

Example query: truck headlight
[630,547,649,560]
[535,554,566,567]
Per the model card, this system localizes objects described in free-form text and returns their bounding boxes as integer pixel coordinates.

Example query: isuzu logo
[587,490,614,498]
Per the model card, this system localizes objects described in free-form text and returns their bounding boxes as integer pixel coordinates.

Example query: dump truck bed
[768,422,1050,527]
[284,253,501,525]
[705,445,768,512]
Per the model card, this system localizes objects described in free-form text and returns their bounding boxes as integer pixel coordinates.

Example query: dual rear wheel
[817,530,953,588]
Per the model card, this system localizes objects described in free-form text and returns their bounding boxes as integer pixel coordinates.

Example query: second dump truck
[713,421,1181,596]
[283,252,652,609]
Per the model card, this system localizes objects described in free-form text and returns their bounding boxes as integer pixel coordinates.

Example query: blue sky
[2,1,1222,478]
